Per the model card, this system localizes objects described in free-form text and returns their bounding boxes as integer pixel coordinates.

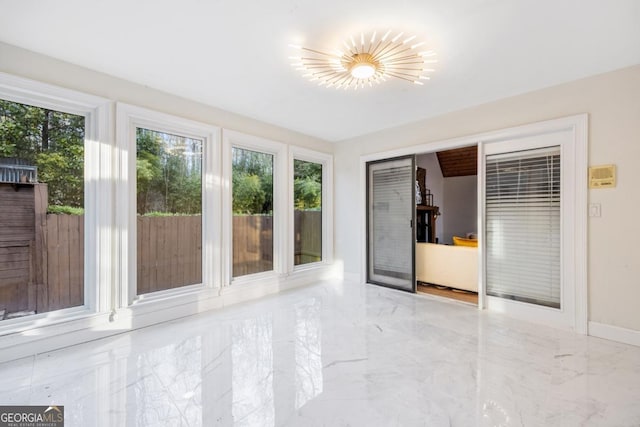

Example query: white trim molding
[222,129,288,286]
[115,103,222,306]
[288,146,334,272]
[482,126,580,332]
[0,72,113,339]
[589,322,640,347]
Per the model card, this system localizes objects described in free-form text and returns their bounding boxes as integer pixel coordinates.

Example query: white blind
[485,147,561,308]
[370,164,413,280]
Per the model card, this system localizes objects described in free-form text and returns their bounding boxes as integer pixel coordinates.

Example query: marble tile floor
[1,279,640,426]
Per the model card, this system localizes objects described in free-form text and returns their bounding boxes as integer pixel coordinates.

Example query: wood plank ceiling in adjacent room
[436,145,478,177]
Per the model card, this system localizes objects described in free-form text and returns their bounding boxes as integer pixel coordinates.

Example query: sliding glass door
[366,156,415,292]
[482,127,581,331]
[485,146,561,307]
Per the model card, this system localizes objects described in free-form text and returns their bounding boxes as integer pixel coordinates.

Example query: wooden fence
[232,211,322,274]
[137,215,202,294]
[0,183,37,315]
[1,200,322,317]
[294,210,321,265]
[43,213,84,312]
[232,215,273,277]
[0,183,84,316]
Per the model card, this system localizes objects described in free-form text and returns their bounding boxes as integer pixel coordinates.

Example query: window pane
[293,159,322,265]
[0,99,85,320]
[486,147,561,308]
[136,128,202,294]
[232,147,273,277]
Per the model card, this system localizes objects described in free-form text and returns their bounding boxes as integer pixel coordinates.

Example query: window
[136,127,203,294]
[0,73,110,334]
[223,130,288,284]
[231,147,274,277]
[117,103,220,305]
[0,99,86,320]
[290,147,333,271]
[293,159,322,265]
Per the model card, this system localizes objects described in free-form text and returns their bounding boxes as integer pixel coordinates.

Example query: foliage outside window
[0,100,84,209]
[232,147,274,277]
[0,99,85,320]
[293,159,322,265]
[136,127,203,294]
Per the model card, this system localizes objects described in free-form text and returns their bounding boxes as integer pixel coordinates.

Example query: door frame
[365,155,417,293]
[359,114,587,333]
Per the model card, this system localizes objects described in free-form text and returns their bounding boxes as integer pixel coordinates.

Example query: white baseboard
[589,321,640,347]
[342,271,361,283]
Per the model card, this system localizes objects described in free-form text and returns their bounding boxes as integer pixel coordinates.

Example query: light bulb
[350,63,376,79]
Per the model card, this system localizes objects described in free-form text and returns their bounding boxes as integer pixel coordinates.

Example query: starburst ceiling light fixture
[290,30,437,90]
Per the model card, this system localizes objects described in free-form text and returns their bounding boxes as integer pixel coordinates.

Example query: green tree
[294,160,322,210]
[294,176,321,209]
[164,151,201,214]
[135,128,202,215]
[232,172,265,214]
[232,147,273,214]
[0,99,85,208]
[136,129,163,214]
[0,100,45,160]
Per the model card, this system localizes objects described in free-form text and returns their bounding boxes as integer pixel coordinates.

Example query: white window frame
[0,72,112,335]
[116,103,221,307]
[289,147,334,272]
[480,127,581,331]
[222,130,287,286]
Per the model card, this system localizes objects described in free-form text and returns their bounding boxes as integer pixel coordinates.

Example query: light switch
[589,203,601,217]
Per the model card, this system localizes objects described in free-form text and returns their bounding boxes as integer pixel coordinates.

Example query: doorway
[414,146,479,305]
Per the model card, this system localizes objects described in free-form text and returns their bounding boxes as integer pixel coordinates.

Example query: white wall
[441,175,477,244]
[416,153,444,242]
[334,64,640,333]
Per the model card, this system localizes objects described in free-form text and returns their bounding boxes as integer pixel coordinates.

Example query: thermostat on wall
[589,164,616,188]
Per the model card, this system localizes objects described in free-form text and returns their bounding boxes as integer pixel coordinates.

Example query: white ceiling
[0,0,639,142]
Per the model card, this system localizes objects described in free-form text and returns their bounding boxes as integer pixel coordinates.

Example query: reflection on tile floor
[2,280,640,426]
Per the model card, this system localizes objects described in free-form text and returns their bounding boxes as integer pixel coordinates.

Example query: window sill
[0,305,96,337]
